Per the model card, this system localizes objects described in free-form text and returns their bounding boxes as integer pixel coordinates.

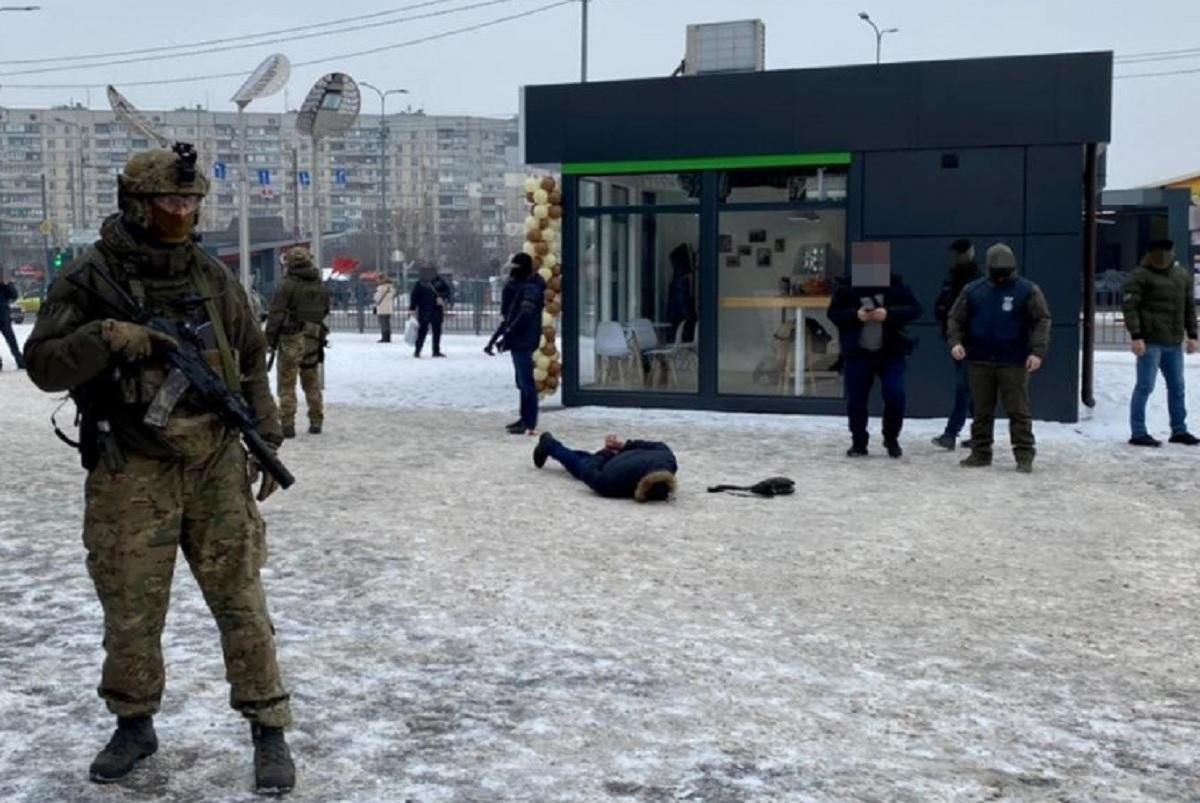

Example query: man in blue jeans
[1123,239,1199,446]
[932,239,982,450]
[492,253,545,434]
[827,269,923,458]
[533,432,677,502]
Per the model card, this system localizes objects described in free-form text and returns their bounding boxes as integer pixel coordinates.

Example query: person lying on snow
[533,432,677,502]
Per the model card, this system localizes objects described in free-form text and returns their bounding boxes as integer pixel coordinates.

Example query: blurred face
[147,194,201,243]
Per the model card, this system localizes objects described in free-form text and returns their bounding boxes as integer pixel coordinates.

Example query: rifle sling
[188,259,241,391]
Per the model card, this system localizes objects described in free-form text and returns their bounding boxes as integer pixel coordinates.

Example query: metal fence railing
[326,278,505,336]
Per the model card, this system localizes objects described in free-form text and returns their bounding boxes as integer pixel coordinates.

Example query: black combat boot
[960,451,992,468]
[884,439,903,459]
[89,715,158,783]
[252,724,295,796]
[282,423,296,439]
[533,432,552,468]
[308,421,322,435]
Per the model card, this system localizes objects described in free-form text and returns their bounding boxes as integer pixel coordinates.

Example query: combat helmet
[285,246,315,270]
[118,142,209,230]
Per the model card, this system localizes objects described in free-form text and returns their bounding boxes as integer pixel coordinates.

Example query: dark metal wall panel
[1026,145,1084,235]
[863,149,1026,237]
[523,52,1113,165]
[1024,235,1084,324]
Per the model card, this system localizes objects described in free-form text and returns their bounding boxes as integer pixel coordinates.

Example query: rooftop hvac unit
[684,20,766,76]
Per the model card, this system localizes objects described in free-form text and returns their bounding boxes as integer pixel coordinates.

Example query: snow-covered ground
[1,325,1198,802]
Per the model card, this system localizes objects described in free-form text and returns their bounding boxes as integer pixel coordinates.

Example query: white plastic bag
[404,318,418,346]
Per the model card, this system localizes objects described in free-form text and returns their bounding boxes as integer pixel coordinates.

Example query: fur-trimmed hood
[634,470,677,503]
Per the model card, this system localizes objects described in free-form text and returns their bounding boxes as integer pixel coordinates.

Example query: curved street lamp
[858,11,899,65]
[360,82,408,282]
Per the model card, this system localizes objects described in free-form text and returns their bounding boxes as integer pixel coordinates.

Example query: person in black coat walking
[827,271,923,458]
[932,239,983,449]
[0,273,23,371]
[533,432,678,502]
[492,253,545,434]
[409,266,453,357]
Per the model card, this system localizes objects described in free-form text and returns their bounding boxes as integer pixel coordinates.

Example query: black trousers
[0,318,22,368]
[415,316,443,355]
[844,352,906,447]
[378,315,392,342]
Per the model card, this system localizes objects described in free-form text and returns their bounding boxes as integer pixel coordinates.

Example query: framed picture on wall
[749,229,767,243]
[756,248,772,267]
[774,238,786,253]
[718,234,733,253]
[725,255,741,268]
[738,244,752,256]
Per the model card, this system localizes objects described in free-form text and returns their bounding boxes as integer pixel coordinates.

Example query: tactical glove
[101,319,178,361]
[247,444,282,502]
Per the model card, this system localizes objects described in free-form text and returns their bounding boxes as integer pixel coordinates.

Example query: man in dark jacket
[409,266,452,358]
[266,247,331,437]
[496,253,545,434]
[827,271,923,458]
[0,271,24,370]
[1122,239,1199,447]
[931,239,982,449]
[533,432,677,502]
[948,243,1051,473]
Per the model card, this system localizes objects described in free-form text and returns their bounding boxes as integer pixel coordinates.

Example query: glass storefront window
[578,212,700,393]
[579,173,700,207]
[719,166,848,204]
[717,208,846,398]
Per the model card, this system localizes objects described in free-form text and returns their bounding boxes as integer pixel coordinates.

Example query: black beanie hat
[510,252,534,278]
[950,239,973,255]
[1148,239,1175,252]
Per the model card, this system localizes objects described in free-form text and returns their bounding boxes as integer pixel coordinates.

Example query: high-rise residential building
[0,104,526,274]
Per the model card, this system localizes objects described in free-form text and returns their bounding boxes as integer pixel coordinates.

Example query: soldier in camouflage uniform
[23,144,296,796]
[266,247,329,438]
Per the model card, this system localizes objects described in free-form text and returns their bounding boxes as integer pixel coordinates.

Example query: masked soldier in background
[23,145,295,796]
[266,247,330,437]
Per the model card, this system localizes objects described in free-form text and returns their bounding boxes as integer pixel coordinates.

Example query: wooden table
[720,295,833,395]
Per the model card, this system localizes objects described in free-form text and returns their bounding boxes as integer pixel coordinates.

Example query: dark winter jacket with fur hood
[585,440,678,501]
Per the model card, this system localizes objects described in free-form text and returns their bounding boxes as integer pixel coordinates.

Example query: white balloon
[523,241,538,257]
[538,267,552,281]
[535,352,551,369]
[533,204,549,220]
[533,367,548,383]
[543,253,558,270]
[542,311,555,328]
[525,216,540,231]
[524,177,539,194]
[533,189,549,205]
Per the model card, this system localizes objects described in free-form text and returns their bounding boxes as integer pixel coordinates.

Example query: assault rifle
[66,267,295,490]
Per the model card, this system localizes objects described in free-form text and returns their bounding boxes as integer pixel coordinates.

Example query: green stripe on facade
[562,152,852,175]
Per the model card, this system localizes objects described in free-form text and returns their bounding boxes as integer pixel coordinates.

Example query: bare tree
[441,220,490,278]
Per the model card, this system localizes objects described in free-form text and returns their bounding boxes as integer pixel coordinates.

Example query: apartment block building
[0,104,525,272]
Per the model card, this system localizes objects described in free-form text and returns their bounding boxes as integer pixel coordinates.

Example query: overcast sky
[0,0,1196,187]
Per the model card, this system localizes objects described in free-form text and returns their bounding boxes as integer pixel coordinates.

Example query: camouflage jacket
[24,214,282,459]
[265,264,330,340]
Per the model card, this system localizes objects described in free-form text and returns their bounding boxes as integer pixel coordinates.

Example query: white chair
[594,321,632,386]
[644,320,698,388]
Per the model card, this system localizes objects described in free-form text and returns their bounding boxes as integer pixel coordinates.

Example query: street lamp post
[857,11,899,64]
[360,83,407,280]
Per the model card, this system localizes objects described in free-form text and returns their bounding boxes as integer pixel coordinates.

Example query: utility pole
[857,11,898,64]
[291,146,300,239]
[360,83,407,278]
[581,0,590,82]
[40,174,50,294]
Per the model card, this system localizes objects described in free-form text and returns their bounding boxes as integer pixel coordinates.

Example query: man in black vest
[947,243,1051,473]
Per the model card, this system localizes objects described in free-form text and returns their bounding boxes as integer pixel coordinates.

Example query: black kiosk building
[521,52,1113,422]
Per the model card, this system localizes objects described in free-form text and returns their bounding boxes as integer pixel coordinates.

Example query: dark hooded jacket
[501,273,546,352]
[585,440,678,499]
[410,275,453,323]
[934,259,983,338]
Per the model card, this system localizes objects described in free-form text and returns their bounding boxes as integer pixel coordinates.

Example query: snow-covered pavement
[1,326,1198,802]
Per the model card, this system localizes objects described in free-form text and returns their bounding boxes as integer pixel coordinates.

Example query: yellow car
[17,292,42,316]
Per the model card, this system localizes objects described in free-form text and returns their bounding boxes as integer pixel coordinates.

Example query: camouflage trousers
[82,417,292,727]
[276,332,322,428]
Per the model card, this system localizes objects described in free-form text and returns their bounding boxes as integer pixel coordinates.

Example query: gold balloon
[548,361,562,378]
[526,228,543,243]
[547,375,560,390]
[541,343,558,358]
[541,176,557,192]
[542,325,557,340]
[549,275,562,293]
[546,301,561,317]
[534,241,549,257]
[549,205,564,220]
[548,190,563,205]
